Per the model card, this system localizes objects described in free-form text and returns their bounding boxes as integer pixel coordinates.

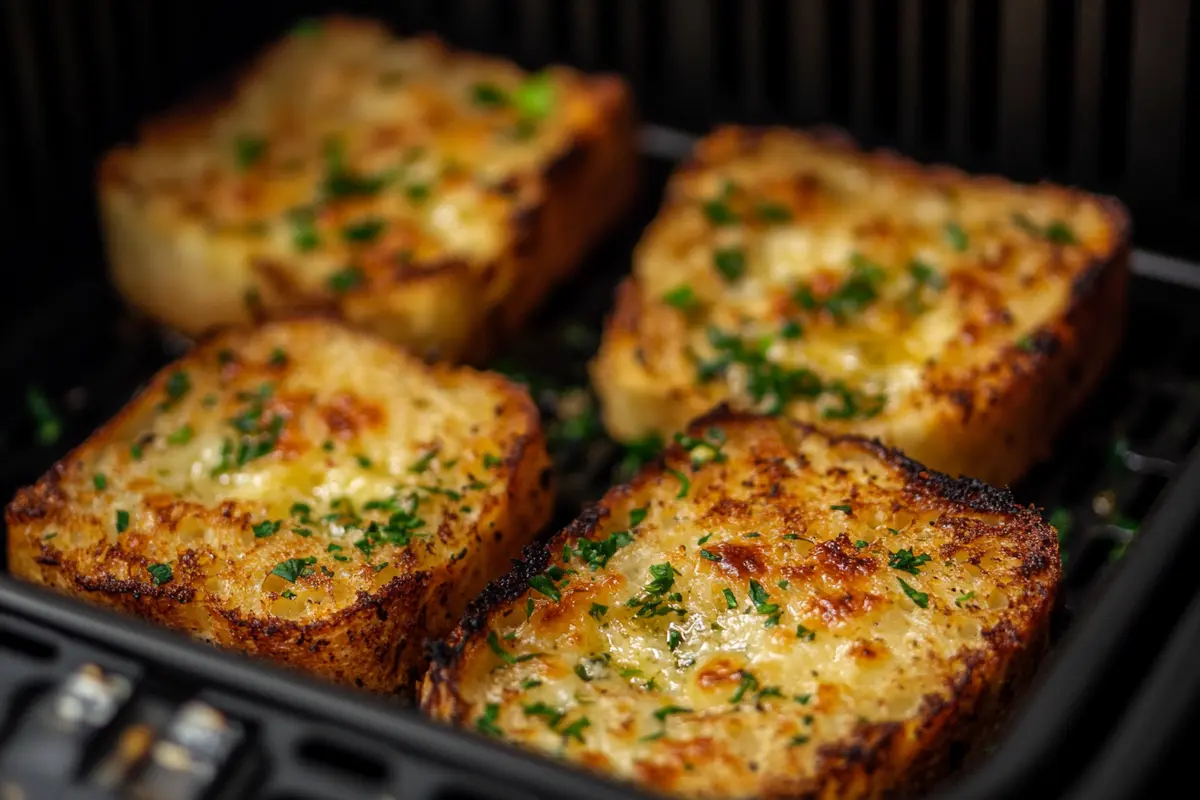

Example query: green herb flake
[831,504,852,515]
[723,587,738,609]
[630,507,649,527]
[167,424,194,446]
[281,590,297,600]
[289,208,320,252]
[520,678,543,690]
[755,201,792,223]
[854,540,868,549]
[700,549,722,562]
[487,630,518,665]
[667,468,691,499]
[271,556,316,583]
[327,266,364,294]
[796,624,816,641]
[955,591,977,607]
[778,579,789,589]
[483,453,503,469]
[471,82,508,108]
[561,716,590,743]
[1016,335,1037,353]
[654,705,691,722]
[514,72,556,120]
[93,473,108,491]
[898,577,929,608]
[252,519,281,538]
[730,670,759,704]
[944,221,969,251]
[115,510,130,534]
[234,135,267,170]
[667,628,683,651]
[476,703,503,737]
[529,574,562,602]
[341,217,386,243]
[713,247,747,282]
[888,547,932,576]
[588,603,608,620]
[147,563,172,586]
[663,284,699,312]
[525,596,535,619]
[780,320,803,340]
[409,448,439,474]
[698,534,712,545]
[703,198,738,226]
[161,370,192,411]
[790,735,811,747]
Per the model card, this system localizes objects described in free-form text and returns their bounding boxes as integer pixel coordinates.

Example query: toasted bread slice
[592,126,1128,485]
[98,16,637,362]
[6,319,553,691]
[421,411,1059,798]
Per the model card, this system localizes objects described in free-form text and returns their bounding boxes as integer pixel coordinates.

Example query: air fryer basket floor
[3,142,1200,799]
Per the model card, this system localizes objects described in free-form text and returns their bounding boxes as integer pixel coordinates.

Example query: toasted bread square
[592,127,1128,485]
[422,411,1059,798]
[99,17,637,362]
[6,319,553,691]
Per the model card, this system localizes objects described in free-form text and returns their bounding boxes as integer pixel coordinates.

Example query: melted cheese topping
[434,417,1059,798]
[40,320,536,622]
[626,126,1120,425]
[107,17,606,300]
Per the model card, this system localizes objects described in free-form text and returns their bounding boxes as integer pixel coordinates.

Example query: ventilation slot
[295,737,390,784]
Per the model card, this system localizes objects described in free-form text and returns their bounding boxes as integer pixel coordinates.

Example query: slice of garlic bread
[592,126,1128,485]
[6,319,553,691]
[98,16,637,362]
[421,411,1059,798]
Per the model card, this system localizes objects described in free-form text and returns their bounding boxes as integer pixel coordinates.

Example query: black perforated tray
[2,138,1200,798]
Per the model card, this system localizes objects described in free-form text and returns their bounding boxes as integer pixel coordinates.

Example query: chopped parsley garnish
[627,563,684,618]
[778,580,789,590]
[790,735,811,746]
[568,530,633,570]
[327,266,365,293]
[713,247,747,282]
[955,591,977,607]
[730,670,759,703]
[654,705,691,722]
[341,217,386,243]
[796,624,816,641]
[483,453,503,469]
[630,507,648,527]
[293,528,313,538]
[167,424,194,445]
[700,549,721,562]
[667,628,683,650]
[698,534,712,545]
[322,138,391,199]
[723,588,738,609]
[667,468,691,498]
[888,548,932,575]
[355,454,372,468]
[289,207,320,251]
[115,510,130,533]
[574,654,610,682]
[755,201,792,223]
[1012,213,1077,245]
[529,574,562,602]
[161,370,192,411]
[520,678,542,690]
[589,603,608,620]
[695,327,821,415]
[525,597,535,619]
[523,702,564,728]
[476,704,503,737]
[405,182,431,203]
[487,630,523,664]
[253,520,281,538]
[831,504,852,515]
[908,259,946,290]
[514,72,556,120]
[281,590,297,600]
[560,716,590,743]
[780,319,803,340]
[1016,335,1036,353]
[703,197,738,225]
[944,221,969,251]
[471,83,508,108]
[93,473,107,491]
[409,448,439,474]
[271,556,317,583]
[675,427,727,468]
[748,580,781,625]
[221,383,285,470]
[855,540,868,548]
[663,284,699,312]
[898,577,929,608]
[147,563,172,586]
[291,502,312,520]
[234,135,267,170]
[26,387,61,445]
[269,348,288,368]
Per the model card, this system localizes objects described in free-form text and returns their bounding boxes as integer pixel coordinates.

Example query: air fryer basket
[3,2,1200,799]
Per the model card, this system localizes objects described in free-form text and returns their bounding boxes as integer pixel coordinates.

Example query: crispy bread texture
[98,16,637,363]
[592,126,1129,485]
[6,319,553,691]
[421,410,1060,798]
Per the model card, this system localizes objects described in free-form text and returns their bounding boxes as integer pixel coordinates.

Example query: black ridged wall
[0,1,1196,304]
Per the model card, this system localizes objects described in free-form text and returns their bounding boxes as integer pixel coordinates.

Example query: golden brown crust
[6,319,553,690]
[591,125,1129,485]
[98,17,638,363]
[421,410,1060,798]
